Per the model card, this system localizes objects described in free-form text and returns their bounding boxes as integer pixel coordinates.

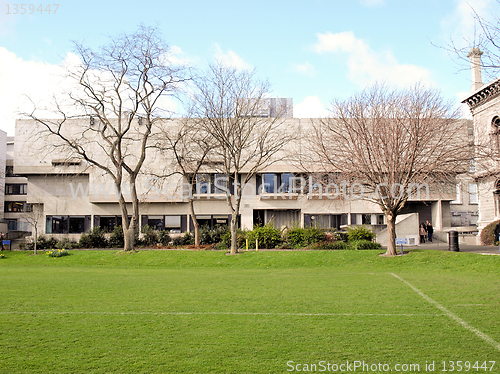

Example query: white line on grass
[0,311,438,317]
[391,273,500,352]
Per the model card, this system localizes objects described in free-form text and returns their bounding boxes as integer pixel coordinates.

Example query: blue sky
[0,0,497,135]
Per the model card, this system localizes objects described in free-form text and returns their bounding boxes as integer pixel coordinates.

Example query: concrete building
[0,130,6,234]
[11,114,460,247]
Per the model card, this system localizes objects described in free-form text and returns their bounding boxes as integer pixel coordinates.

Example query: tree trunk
[189,200,200,248]
[230,214,238,254]
[34,226,37,255]
[117,179,138,252]
[124,226,135,251]
[385,212,397,256]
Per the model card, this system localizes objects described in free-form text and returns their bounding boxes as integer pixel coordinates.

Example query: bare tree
[21,203,44,255]
[445,0,500,80]
[190,62,293,254]
[309,84,470,256]
[155,119,215,247]
[24,26,190,251]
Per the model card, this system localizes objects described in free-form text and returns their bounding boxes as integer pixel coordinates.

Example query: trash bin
[448,230,459,252]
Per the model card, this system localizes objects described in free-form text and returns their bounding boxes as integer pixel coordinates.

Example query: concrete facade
[10,115,461,246]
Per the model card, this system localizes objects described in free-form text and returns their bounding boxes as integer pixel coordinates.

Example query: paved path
[413,241,500,254]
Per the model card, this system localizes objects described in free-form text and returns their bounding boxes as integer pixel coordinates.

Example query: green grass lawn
[0,249,499,373]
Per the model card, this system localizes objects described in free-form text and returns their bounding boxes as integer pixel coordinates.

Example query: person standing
[425,221,433,243]
[419,224,426,244]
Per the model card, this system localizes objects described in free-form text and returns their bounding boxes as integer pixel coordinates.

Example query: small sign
[2,240,10,245]
[395,238,407,245]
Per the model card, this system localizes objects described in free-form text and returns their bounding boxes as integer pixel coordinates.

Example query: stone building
[462,48,500,242]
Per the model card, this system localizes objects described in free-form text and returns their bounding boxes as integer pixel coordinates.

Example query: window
[195,173,234,195]
[258,173,299,194]
[377,214,385,225]
[68,217,85,233]
[147,216,164,231]
[451,183,461,204]
[261,173,276,193]
[196,174,211,194]
[281,173,294,193]
[492,116,500,155]
[305,214,344,229]
[165,215,182,232]
[51,159,81,166]
[100,216,119,233]
[470,158,476,172]
[95,215,131,233]
[4,202,31,212]
[7,220,17,231]
[469,183,478,204]
[46,215,90,234]
[362,214,372,225]
[5,165,20,177]
[5,184,27,195]
[213,174,228,194]
[51,216,68,234]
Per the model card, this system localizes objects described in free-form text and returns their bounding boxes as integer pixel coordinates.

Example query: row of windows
[43,212,381,234]
[192,173,340,195]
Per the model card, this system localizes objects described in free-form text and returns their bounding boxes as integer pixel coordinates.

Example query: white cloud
[359,0,385,7]
[0,48,72,135]
[214,43,253,70]
[294,96,330,118]
[456,91,473,119]
[291,62,317,77]
[313,31,432,88]
[442,0,495,42]
[164,45,194,67]
[0,47,179,136]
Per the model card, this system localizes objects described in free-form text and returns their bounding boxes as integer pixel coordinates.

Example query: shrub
[36,235,57,249]
[285,227,305,248]
[22,236,59,251]
[199,226,211,245]
[346,226,375,242]
[172,232,194,246]
[311,241,349,250]
[221,228,247,249]
[158,230,171,246]
[47,249,70,257]
[350,239,381,250]
[247,223,282,249]
[335,231,349,242]
[141,225,158,247]
[134,232,143,246]
[88,227,108,248]
[70,242,81,249]
[19,242,30,250]
[78,233,92,249]
[109,226,125,248]
[285,226,325,248]
[480,220,500,246]
[55,237,75,250]
[303,227,325,246]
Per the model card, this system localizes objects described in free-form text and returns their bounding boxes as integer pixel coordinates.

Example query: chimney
[467,47,483,92]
